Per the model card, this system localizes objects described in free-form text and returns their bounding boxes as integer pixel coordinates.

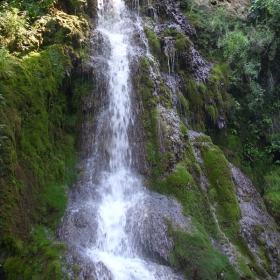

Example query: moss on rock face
[4,226,66,280]
[136,1,280,278]
[165,28,191,49]
[0,47,77,279]
[133,54,241,278]
[143,12,233,132]
[0,3,91,279]
[199,139,241,240]
[133,57,174,176]
[181,63,234,131]
[144,27,161,59]
[169,226,240,280]
[152,157,217,236]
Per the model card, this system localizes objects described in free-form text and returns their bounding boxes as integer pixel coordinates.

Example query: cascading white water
[84,0,173,279]
[58,1,184,279]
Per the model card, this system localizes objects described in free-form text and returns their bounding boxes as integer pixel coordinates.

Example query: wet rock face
[157,105,188,166]
[61,249,103,280]
[142,0,212,82]
[187,46,213,82]
[146,6,156,17]
[153,0,194,36]
[136,191,194,263]
[59,1,280,279]
[59,183,188,279]
[59,181,100,249]
[231,164,280,276]
[128,1,280,279]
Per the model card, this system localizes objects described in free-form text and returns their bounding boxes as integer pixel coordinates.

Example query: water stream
[85,0,154,277]
[59,0,182,279]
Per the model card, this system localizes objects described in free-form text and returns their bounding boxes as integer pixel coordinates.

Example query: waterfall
[87,1,153,277]
[59,0,183,279]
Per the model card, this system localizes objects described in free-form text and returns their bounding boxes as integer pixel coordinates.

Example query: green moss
[0,7,90,278]
[134,57,174,177]
[144,27,161,58]
[134,57,219,239]
[144,27,192,73]
[169,226,240,279]
[194,137,266,277]
[237,258,256,279]
[264,192,280,224]
[4,226,65,280]
[184,77,203,109]
[193,134,212,146]
[152,159,217,237]
[40,182,68,229]
[201,142,241,240]
[180,121,188,135]
[181,76,205,131]
[207,64,232,108]
[181,63,234,131]
[209,132,242,167]
[163,29,191,53]
[205,105,218,123]
[155,163,192,194]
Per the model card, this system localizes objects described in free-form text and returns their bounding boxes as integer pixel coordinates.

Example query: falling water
[59,0,183,279]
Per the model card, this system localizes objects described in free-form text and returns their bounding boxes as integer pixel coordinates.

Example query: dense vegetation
[0,0,93,279]
[178,0,280,223]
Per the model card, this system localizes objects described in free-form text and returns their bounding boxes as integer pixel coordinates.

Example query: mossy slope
[133,44,276,279]
[0,2,91,279]
[133,56,240,279]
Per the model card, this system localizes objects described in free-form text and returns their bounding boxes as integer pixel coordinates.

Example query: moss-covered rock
[199,139,241,239]
[4,226,66,280]
[133,54,241,278]
[0,2,92,279]
[169,225,240,280]
[180,63,234,131]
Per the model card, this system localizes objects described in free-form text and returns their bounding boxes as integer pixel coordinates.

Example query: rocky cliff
[128,0,280,278]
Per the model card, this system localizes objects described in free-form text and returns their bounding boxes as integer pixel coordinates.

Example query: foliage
[0,92,5,148]
[0,2,89,54]
[218,25,275,97]
[4,226,66,280]
[0,7,42,53]
[181,0,280,191]
[248,0,280,31]
[0,2,91,279]
[1,0,56,19]
[0,47,17,78]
